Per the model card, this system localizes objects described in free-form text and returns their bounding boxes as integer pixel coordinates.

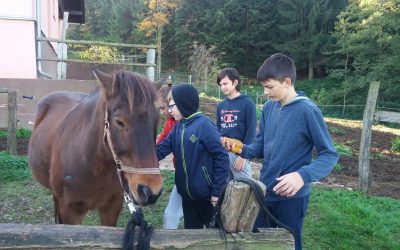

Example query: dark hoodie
[156,112,229,201]
[216,94,256,144]
[172,83,199,118]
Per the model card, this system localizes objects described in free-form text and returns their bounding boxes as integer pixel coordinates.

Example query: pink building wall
[0,0,62,79]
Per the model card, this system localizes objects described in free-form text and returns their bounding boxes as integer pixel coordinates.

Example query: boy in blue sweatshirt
[222,53,339,249]
[216,68,256,180]
[157,83,229,229]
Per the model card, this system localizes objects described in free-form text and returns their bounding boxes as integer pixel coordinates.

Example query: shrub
[0,128,32,138]
[0,130,7,138]
[391,137,400,152]
[16,128,32,138]
[334,163,343,172]
[334,143,352,157]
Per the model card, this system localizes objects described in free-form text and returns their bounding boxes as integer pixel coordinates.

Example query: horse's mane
[115,71,156,113]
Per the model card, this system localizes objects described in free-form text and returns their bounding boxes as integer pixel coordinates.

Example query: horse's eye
[115,120,126,128]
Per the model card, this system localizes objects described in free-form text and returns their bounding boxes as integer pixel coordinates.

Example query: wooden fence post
[5,89,17,155]
[146,48,156,81]
[358,81,380,193]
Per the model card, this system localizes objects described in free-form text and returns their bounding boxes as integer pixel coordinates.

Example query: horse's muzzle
[130,184,162,206]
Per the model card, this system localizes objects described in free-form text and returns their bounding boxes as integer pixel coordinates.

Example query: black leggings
[182,199,213,229]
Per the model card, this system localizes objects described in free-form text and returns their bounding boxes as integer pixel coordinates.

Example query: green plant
[310,88,331,105]
[0,130,7,138]
[329,126,344,135]
[334,143,352,157]
[0,128,32,138]
[345,139,357,145]
[0,152,30,182]
[371,152,383,160]
[391,137,400,152]
[333,163,343,172]
[74,45,120,63]
[16,128,32,138]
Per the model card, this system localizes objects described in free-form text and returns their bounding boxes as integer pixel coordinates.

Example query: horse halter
[103,110,161,213]
[103,110,161,175]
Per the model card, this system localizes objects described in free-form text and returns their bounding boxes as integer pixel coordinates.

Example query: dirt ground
[1,97,399,200]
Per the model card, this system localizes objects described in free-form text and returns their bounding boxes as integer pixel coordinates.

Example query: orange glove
[220,137,243,154]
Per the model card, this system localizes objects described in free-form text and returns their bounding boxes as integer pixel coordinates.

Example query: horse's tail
[52,195,63,224]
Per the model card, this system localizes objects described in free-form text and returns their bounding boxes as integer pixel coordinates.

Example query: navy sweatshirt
[240,93,339,201]
[157,112,229,201]
[216,95,256,144]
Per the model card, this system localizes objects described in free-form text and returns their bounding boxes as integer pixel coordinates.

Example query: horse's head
[94,69,163,206]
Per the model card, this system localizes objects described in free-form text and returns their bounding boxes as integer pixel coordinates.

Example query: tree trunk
[308,56,314,80]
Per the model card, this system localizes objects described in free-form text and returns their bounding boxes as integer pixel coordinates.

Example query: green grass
[1,152,399,249]
[304,187,400,249]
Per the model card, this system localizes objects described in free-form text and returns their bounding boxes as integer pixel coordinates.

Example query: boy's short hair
[257,53,296,84]
[217,68,241,92]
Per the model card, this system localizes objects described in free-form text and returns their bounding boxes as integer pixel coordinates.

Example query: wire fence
[159,72,400,121]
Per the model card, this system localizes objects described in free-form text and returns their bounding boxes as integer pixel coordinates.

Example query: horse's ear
[92,67,115,97]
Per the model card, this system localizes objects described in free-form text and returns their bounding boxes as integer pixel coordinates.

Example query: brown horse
[28,69,163,226]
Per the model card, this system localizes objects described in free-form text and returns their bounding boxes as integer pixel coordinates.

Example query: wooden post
[57,12,69,79]
[220,180,266,233]
[146,49,156,81]
[358,81,380,193]
[7,89,17,155]
[0,223,294,249]
[157,27,162,79]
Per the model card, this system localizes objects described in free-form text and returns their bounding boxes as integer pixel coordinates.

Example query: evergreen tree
[276,0,337,79]
[171,0,278,76]
[329,0,400,105]
[108,0,146,43]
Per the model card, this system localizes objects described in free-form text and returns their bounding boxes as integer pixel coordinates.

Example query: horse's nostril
[138,184,151,203]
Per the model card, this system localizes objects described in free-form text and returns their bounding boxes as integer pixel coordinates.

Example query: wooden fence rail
[0,223,294,249]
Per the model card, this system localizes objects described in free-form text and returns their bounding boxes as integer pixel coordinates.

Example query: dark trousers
[182,199,214,229]
[254,195,310,250]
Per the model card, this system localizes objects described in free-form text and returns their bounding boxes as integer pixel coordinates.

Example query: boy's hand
[210,196,218,207]
[273,172,304,198]
[233,156,246,172]
[220,137,243,154]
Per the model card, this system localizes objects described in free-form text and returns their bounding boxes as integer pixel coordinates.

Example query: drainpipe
[36,0,52,79]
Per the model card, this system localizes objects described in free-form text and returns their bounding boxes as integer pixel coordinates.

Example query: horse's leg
[99,197,123,226]
[57,200,88,225]
[52,195,63,224]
